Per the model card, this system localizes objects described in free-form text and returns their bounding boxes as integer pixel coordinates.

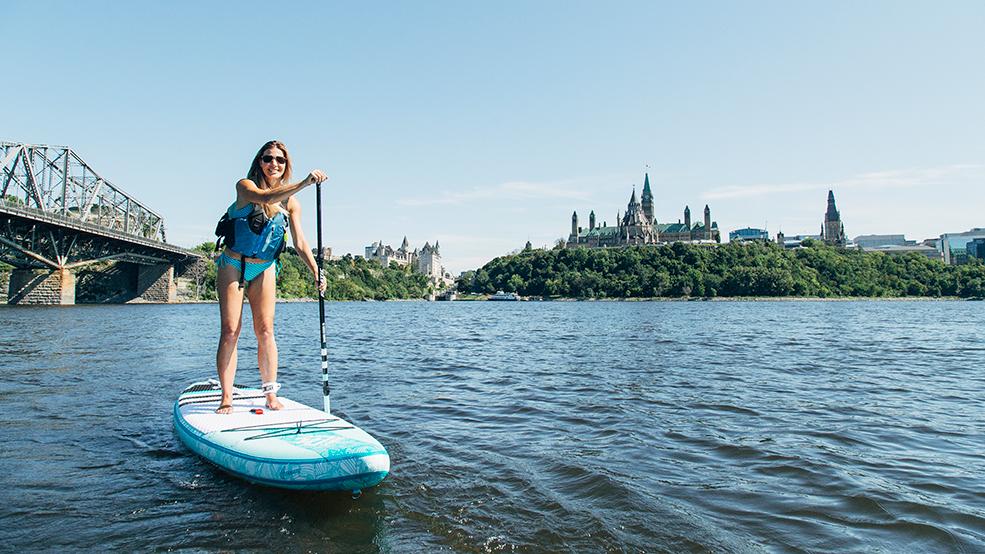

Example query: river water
[1,301,983,552]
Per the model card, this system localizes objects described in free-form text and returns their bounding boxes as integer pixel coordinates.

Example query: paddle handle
[316,180,330,414]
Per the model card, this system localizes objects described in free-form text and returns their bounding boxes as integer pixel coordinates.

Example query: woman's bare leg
[216,263,245,414]
[247,264,282,410]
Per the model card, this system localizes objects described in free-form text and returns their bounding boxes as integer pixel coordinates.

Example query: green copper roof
[579,226,620,238]
[659,223,689,233]
[642,173,652,201]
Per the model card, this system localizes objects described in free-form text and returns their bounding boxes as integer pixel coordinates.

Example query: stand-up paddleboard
[173,380,389,491]
[174,179,390,492]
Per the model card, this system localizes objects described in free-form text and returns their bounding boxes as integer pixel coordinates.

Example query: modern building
[939,228,985,265]
[567,173,720,248]
[969,238,985,262]
[729,227,769,242]
[864,244,940,260]
[853,234,913,249]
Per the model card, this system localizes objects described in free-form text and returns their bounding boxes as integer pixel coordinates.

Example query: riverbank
[462,241,985,299]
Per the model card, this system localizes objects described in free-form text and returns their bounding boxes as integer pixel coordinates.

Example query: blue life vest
[216,202,288,261]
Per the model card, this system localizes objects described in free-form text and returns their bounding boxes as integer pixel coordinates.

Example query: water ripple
[1,301,984,551]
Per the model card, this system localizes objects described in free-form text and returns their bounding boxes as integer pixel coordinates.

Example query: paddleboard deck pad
[173,381,389,491]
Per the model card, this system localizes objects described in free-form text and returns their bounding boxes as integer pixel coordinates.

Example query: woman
[214,140,327,414]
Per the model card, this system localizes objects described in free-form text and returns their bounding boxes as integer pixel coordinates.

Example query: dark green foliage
[191,242,218,300]
[462,242,980,298]
[188,248,431,301]
[2,195,26,206]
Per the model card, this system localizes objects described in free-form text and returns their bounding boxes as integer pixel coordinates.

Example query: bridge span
[1,141,204,304]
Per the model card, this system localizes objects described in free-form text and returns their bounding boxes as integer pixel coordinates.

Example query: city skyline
[2,2,983,273]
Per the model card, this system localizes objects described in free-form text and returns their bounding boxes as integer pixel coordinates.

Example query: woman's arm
[286,196,325,291]
[235,170,327,208]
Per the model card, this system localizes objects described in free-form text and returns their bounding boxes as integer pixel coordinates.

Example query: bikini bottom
[215,252,280,283]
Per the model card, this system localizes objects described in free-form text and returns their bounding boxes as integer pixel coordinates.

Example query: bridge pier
[135,263,177,303]
[8,268,76,305]
[6,262,178,305]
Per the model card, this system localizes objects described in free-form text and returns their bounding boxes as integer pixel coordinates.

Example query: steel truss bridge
[0,141,199,270]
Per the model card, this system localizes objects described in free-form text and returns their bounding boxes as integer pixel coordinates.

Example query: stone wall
[6,262,180,304]
[0,271,9,303]
[135,263,176,303]
[8,268,76,305]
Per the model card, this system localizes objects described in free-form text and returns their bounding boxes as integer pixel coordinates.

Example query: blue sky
[3,1,983,273]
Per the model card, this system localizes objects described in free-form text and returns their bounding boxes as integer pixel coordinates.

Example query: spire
[825,190,840,221]
[628,187,637,206]
[641,173,654,223]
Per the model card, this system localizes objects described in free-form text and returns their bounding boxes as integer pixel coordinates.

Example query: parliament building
[567,173,720,248]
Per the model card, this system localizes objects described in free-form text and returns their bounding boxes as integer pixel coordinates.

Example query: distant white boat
[488,291,519,301]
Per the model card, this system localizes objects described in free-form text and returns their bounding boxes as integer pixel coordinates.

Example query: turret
[684,205,691,228]
[571,211,578,237]
[704,205,712,240]
[589,210,596,230]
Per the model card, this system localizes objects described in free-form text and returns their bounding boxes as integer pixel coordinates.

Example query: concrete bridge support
[7,268,76,305]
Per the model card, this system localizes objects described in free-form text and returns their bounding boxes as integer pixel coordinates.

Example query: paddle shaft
[315,181,330,414]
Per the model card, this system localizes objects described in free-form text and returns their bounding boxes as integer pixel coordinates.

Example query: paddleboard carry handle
[316,179,330,414]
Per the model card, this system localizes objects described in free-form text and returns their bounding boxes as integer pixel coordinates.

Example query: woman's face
[260,147,287,183]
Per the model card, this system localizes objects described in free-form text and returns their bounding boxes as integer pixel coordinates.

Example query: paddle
[315,180,330,414]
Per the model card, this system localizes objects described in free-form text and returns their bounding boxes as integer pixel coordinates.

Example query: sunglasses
[261,155,287,165]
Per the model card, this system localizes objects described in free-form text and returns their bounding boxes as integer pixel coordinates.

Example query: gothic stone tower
[704,205,712,240]
[621,188,655,244]
[822,190,846,246]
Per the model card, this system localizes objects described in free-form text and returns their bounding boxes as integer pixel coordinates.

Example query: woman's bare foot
[215,393,234,414]
[266,395,283,410]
